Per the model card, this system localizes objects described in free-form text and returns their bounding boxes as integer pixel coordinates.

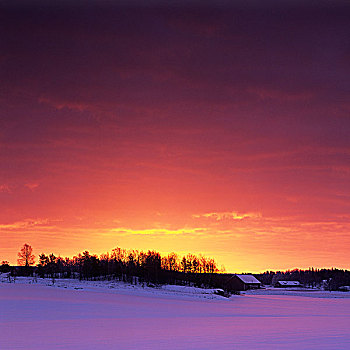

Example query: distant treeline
[1,245,223,289]
[257,268,350,291]
[2,245,350,292]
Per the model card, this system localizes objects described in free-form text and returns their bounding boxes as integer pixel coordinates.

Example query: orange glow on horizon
[1,210,350,273]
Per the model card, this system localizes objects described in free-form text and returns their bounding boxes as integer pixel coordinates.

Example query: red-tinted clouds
[1,1,350,271]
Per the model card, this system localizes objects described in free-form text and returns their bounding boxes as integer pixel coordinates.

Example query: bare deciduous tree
[17,243,35,267]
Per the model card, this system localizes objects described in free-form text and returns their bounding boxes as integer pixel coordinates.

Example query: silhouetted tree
[13,243,229,288]
[17,244,35,267]
[0,260,11,273]
[37,253,49,277]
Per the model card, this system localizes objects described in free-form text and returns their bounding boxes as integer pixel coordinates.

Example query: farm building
[275,281,301,288]
[225,274,261,291]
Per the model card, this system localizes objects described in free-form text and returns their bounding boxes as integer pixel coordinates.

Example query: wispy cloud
[192,211,262,221]
[0,184,11,193]
[110,227,207,236]
[248,87,314,101]
[25,183,39,191]
[38,97,91,112]
[0,218,59,231]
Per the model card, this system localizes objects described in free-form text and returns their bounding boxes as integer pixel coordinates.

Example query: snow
[235,274,261,284]
[276,280,301,286]
[1,275,350,349]
[0,275,224,300]
[244,286,350,299]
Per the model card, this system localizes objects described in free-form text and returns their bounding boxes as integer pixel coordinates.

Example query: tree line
[257,268,350,291]
[2,244,350,291]
[1,243,222,289]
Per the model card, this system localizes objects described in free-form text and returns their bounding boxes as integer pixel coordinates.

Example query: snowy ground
[1,275,350,349]
[244,286,350,299]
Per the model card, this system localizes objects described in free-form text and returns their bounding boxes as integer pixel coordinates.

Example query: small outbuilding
[225,274,261,291]
[275,281,301,288]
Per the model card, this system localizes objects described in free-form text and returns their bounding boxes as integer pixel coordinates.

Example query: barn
[225,274,261,291]
[275,281,301,288]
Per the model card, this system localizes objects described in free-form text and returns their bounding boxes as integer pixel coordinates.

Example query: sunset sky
[1,0,349,272]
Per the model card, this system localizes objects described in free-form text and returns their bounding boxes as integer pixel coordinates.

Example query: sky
[1,0,350,273]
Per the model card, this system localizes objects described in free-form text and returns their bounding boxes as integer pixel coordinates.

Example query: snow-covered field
[1,276,350,349]
[244,286,350,299]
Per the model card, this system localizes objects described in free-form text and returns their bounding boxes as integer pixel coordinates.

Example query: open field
[1,278,350,349]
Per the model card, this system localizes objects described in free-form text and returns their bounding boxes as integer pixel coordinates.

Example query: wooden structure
[275,280,301,288]
[224,274,261,291]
